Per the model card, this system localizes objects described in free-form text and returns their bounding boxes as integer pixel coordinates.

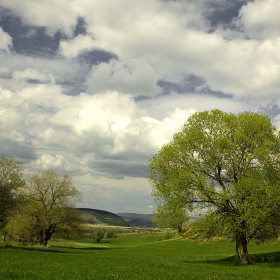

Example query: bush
[105,229,117,239]
[163,230,174,240]
[92,228,105,243]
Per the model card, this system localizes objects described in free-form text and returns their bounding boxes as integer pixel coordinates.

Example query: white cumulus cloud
[59,35,96,59]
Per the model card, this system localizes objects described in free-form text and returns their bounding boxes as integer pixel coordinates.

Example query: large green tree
[12,170,82,246]
[147,110,280,264]
[0,157,25,230]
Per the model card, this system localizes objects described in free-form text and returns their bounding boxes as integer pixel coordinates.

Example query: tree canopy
[147,110,280,264]
[11,170,83,246]
[0,157,25,230]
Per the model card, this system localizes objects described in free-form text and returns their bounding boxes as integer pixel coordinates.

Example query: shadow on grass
[250,252,280,266]
[6,244,119,254]
[50,245,120,251]
[6,246,72,254]
[183,251,280,267]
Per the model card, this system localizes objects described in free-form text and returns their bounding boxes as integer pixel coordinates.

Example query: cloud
[2,0,280,213]
[2,0,280,100]
[0,27,12,51]
[239,0,280,40]
[141,107,198,150]
[0,81,263,178]
[12,68,50,83]
[87,59,158,96]
[47,91,197,161]
[0,87,36,161]
[141,117,161,125]
[0,81,203,179]
[0,138,36,161]
[203,0,246,28]
[48,91,136,136]
[33,154,70,171]
[0,0,79,36]
[59,34,96,59]
[0,50,90,97]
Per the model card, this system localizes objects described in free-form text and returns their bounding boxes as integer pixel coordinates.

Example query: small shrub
[92,228,105,243]
[105,229,117,239]
[163,230,174,240]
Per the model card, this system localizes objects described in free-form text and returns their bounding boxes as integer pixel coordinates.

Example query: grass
[1,231,280,279]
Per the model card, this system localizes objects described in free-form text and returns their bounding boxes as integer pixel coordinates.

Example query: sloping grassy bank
[1,233,280,279]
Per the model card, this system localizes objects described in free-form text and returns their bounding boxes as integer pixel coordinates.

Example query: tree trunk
[235,232,251,264]
[42,239,48,247]
[42,227,54,246]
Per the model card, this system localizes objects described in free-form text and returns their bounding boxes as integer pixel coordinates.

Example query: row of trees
[0,158,82,246]
[147,110,280,265]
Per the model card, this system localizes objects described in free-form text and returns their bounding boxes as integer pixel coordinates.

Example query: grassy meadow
[1,229,280,279]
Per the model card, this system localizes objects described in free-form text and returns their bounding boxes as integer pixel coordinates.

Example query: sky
[1,0,280,214]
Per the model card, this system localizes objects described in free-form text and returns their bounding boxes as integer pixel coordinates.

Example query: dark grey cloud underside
[205,0,251,29]
[157,74,232,98]
[78,50,117,66]
[74,17,87,37]
[163,0,250,30]
[0,9,65,57]
[0,9,117,63]
[61,50,117,95]
[0,9,118,96]
[60,75,88,96]
[91,160,148,179]
[0,139,37,162]
[260,103,280,119]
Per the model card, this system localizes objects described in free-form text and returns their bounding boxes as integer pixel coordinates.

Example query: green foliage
[92,228,105,243]
[147,110,280,264]
[152,203,188,234]
[187,212,231,241]
[104,229,117,239]
[162,230,175,240]
[6,170,83,246]
[91,228,118,242]
[0,157,25,230]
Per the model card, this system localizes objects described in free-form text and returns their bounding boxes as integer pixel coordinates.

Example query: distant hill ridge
[117,213,155,227]
[77,208,155,227]
[77,208,128,227]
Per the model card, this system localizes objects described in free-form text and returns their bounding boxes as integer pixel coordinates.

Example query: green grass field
[1,231,280,279]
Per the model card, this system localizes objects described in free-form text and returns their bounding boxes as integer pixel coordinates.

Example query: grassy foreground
[1,232,280,279]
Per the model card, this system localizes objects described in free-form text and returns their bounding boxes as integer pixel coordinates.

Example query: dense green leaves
[0,157,25,230]
[147,110,280,264]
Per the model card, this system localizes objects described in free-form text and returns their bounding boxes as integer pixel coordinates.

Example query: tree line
[0,158,82,246]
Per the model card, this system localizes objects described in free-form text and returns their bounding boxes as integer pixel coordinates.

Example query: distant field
[1,231,280,279]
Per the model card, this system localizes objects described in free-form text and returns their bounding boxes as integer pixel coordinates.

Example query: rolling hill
[77,208,129,227]
[117,213,155,227]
